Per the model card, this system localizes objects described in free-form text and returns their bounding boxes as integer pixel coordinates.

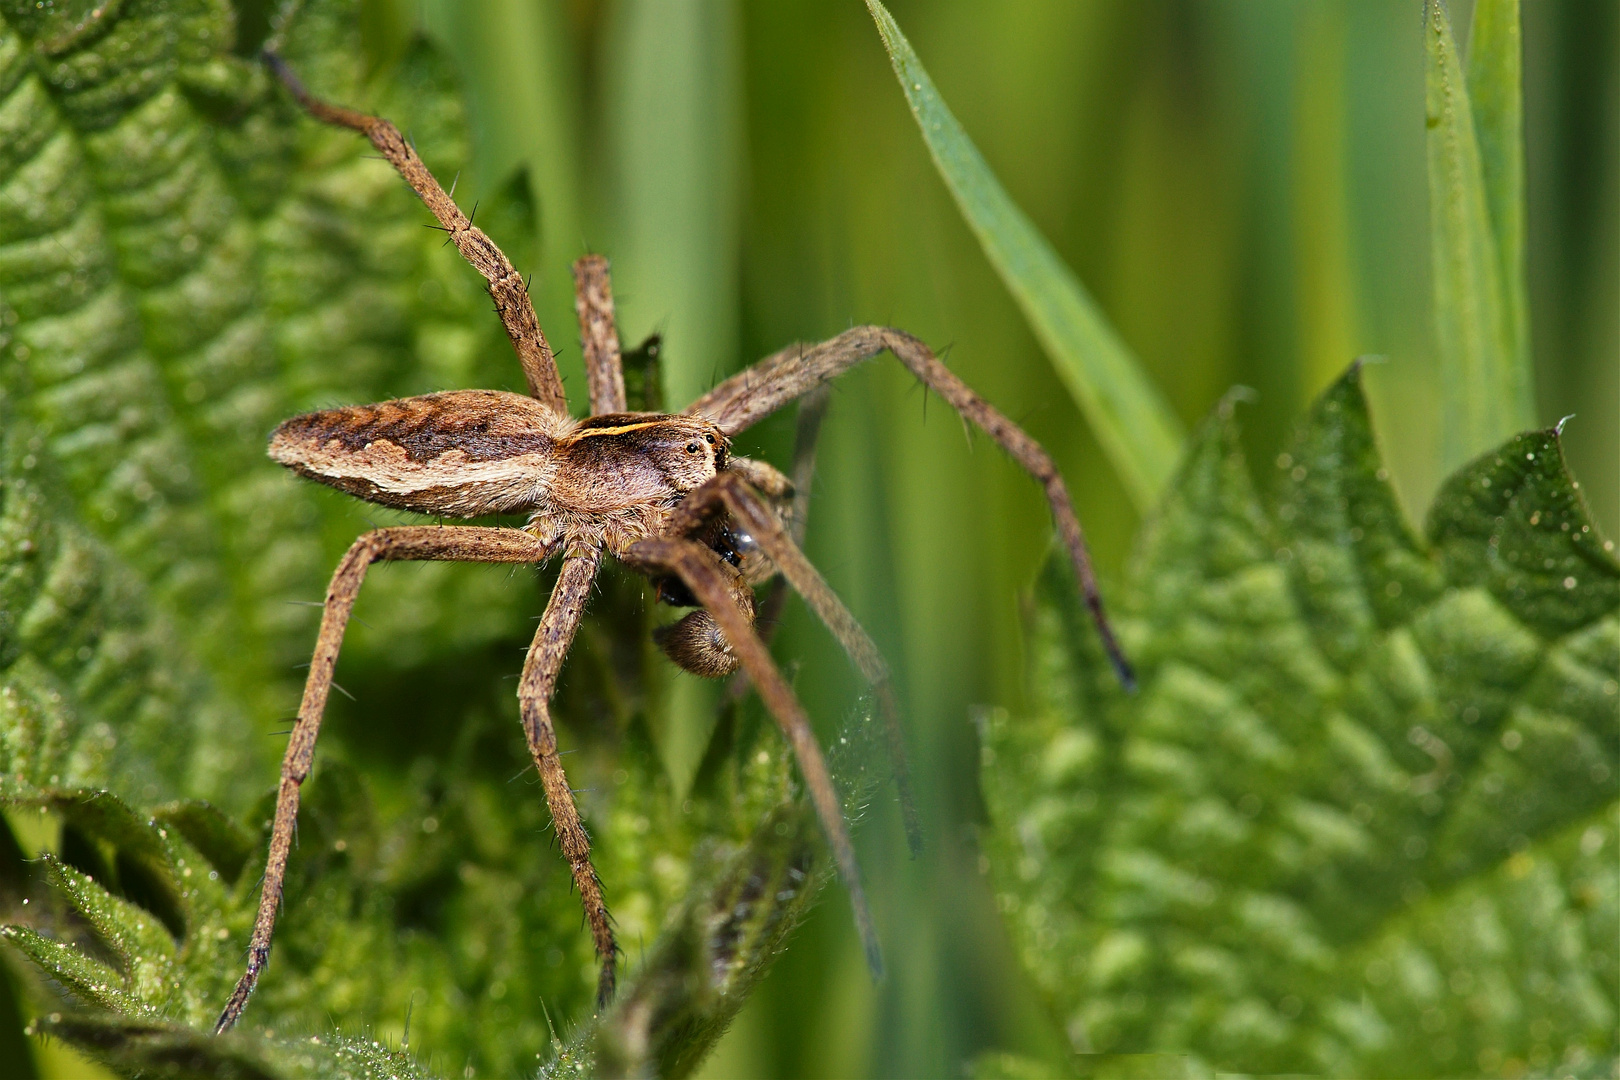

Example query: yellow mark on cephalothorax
[563,420,670,442]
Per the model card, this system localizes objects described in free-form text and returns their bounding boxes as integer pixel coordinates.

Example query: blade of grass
[1425,0,1530,474]
[864,0,1183,511]
[1465,0,1532,404]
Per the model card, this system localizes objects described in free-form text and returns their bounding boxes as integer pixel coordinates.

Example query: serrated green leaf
[3,788,248,1028]
[0,0,547,808]
[1425,0,1534,473]
[6,702,887,1077]
[981,364,1618,1077]
[863,0,1184,510]
[0,395,224,806]
[1,925,150,1018]
[41,855,177,992]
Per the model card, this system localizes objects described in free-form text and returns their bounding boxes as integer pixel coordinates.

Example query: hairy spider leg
[721,384,832,725]
[518,548,618,1007]
[619,536,883,979]
[671,473,921,857]
[742,385,831,651]
[264,51,570,416]
[573,255,629,416]
[687,325,1135,691]
[216,527,549,1035]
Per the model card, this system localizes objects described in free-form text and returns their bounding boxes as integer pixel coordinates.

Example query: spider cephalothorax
[215,51,1133,1035]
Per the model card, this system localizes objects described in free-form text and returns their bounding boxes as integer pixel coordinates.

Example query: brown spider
[215,52,1133,1035]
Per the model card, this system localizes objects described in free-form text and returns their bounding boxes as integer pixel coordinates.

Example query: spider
[215,52,1133,1035]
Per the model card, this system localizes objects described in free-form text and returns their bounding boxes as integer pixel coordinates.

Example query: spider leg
[216,526,548,1035]
[620,536,884,979]
[741,384,831,644]
[262,51,570,416]
[572,256,628,415]
[686,326,1134,689]
[516,547,619,1007]
[672,473,922,857]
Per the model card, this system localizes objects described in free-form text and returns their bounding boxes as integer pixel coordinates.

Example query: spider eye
[686,442,700,454]
[705,433,716,445]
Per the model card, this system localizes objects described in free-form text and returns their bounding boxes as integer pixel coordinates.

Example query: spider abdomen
[269,389,565,518]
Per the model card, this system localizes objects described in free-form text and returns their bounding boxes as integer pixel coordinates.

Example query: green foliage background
[0,0,1614,1077]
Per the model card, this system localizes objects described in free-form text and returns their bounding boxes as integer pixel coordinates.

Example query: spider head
[638,415,729,493]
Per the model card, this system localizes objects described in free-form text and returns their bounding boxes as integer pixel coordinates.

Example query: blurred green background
[11,0,1609,1075]
[393,1,1614,1076]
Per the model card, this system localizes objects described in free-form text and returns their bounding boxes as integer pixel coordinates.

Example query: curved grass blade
[864,0,1184,510]
[1425,0,1533,474]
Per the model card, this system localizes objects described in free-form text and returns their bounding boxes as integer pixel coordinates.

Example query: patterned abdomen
[268,390,564,518]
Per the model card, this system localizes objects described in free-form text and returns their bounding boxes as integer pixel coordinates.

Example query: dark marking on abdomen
[274,390,558,463]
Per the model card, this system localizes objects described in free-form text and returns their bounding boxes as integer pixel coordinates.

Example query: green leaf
[1465,0,1530,394]
[980,363,1617,1076]
[4,701,889,1077]
[0,393,224,806]
[0,0,550,807]
[3,788,249,1027]
[1,926,149,1019]
[863,0,1184,511]
[1425,0,1534,474]
[40,855,178,996]
[1,784,449,1076]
